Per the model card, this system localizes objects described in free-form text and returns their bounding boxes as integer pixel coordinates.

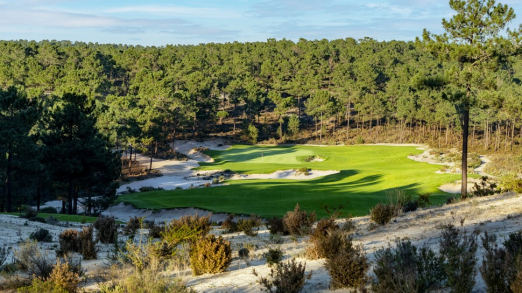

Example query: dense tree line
[2,38,521,152]
[1,33,521,209]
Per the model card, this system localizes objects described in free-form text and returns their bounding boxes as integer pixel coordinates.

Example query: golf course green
[118,145,464,218]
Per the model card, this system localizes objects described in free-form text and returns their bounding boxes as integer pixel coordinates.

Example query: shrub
[504,230,522,257]
[324,233,369,289]
[22,206,38,219]
[124,216,143,235]
[0,246,7,268]
[370,203,397,225]
[46,216,60,225]
[237,215,262,237]
[14,240,54,278]
[512,257,522,293]
[373,240,445,293]
[238,248,249,258]
[267,216,287,235]
[221,214,239,233]
[264,246,284,267]
[138,186,164,192]
[18,259,80,293]
[155,225,201,259]
[40,207,58,214]
[306,218,337,259]
[93,216,117,244]
[99,267,195,293]
[439,224,478,293]
[402,201,419,213]
[471,176,500,197]
[189,234,232,276]
[30,228,53,242]
[480,231,516,293]
[29,216,47,223]
[283,204,316,236]
[78,225,97,260]
[58,229,80,256]
[253,258,311,293]
[145,221,165,238]
[500,174,522,193]
[296,167,309,176]
[167,213,211,238]
[417,193,431,208]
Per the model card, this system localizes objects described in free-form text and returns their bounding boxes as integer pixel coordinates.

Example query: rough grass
[117,145,464,218]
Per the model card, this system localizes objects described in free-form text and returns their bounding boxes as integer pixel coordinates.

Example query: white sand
[3,192,522,292]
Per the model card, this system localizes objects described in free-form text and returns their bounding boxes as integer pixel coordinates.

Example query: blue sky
[1,0,522,46]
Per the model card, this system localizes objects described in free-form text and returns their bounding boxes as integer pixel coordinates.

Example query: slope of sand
[2,192,521,292]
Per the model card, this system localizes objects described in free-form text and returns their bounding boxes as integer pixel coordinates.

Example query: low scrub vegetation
[254,258,311,293]
[283,204,316,236]
[189,234,232,276]
[93,216,117,244]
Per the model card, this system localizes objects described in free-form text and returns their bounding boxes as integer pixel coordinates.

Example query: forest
[1,36,521,214]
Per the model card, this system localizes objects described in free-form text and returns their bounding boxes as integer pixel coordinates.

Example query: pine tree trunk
[6,142,12,212]
[461,99,469,197]
[68,176,73,215]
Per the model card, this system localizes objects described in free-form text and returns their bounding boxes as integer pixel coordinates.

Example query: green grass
[1,212,100,223]
[118,145,470,218]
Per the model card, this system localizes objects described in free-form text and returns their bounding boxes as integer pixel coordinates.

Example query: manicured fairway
[118,145,465,218]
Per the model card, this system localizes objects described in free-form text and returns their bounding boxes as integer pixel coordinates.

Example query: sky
[1,0,522,46]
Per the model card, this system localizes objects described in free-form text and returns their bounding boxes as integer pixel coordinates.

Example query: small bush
[40,207,58,214]
[417,193,431,208]
[504,230,522,257]
[238,248,249,258]
[138,186,164,192]
[0,246,7,267]
[264,247,284,267]
[78,225,97,260]
[58,229,80,256]
[306,218,338,259]
[402,200,419,213]
[18,259,80,293]
[167,213,211,238]
[15,240,54,278]
[471,176,500,197]
[373,240,445,293]
[93,216,117,244]
[370,203,397,225]
[237,215,262,237]
[283,204,316,236]
[124,216,143,235]
[512,257,522,293]
[99,267,195,293]
[324,233,369,289]
[221,214,239,233]
[29,216,47,223]
[46,216,60,225]
[480,231,516,293]
[145,221,165,238]
[30,228,53,242]
[439,224,478,293]
[254,258,311,293]
[189,234,232,276]
[267,216,288,235]
[500,174,522,193]
[22,206,38,219]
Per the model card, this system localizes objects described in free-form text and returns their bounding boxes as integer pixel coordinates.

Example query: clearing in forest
[118,145,463,218]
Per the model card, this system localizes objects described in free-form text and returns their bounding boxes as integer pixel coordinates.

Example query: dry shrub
[372,240,445,293]
[417,193,431,208]
[283,204,316,236]
[93,215,117,244]
[324,232,369,290]
[189,234,232,276]
[221,214,239,233]
[167,213,211,238]
[152,225,201,260]
[78,225,97,260]
[267,216,287,235]
[439,224,478,293]
[15,240,54,278]
[237,215,262,237]
[512,257,522,293]
[370,203,397,225]
[124,216,143,235]
[99,267,195,293]
[58,229,80,256]
[253,258,311,293]
[305,218,337,259]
